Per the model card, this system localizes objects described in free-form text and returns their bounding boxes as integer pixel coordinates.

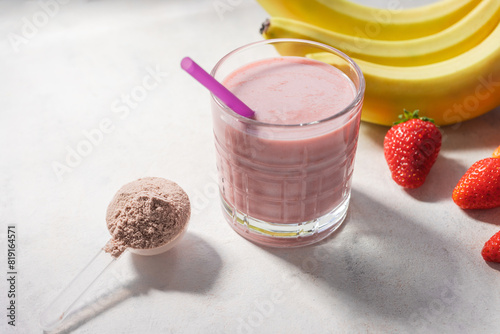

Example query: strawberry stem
[394,109,435,125]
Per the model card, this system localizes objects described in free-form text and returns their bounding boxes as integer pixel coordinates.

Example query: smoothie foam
[224,57,356,125]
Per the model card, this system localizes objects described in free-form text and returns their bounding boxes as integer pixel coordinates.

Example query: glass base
[220,193,350,248]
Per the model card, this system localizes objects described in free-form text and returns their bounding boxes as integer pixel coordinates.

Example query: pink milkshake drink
[211,39,365,247]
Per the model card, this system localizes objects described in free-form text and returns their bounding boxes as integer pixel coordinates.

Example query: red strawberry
[452,149,500,209]
[482,230,500,263]
[384,110,442,188]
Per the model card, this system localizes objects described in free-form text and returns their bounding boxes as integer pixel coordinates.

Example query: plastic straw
[181,57,255,118]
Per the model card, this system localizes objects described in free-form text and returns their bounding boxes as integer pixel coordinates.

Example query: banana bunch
[257,0,500,126]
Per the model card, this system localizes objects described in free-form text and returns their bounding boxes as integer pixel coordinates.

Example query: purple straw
[181,57,255,119]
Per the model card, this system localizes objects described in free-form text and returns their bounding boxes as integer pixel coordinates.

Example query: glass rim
[210,38,366,128]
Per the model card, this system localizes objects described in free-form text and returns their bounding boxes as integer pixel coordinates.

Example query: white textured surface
[1,0,500,333]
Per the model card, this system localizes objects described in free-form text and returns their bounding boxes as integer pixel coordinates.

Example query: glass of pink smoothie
[211,39,365,247]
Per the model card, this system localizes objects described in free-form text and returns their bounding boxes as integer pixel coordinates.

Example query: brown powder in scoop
[103,177,190,257]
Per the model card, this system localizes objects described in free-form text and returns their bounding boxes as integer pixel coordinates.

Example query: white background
[1,0,500,333]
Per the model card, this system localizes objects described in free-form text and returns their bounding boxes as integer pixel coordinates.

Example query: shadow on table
[486,262,500,272]
[464,206,500,226]
[260,189,473,327]
[45,232,221,334]
[403,155,467,203]
[438,107,500,152]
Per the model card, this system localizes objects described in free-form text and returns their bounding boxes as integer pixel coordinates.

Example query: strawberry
[452,146,500,209]
[482,230,500,263]
[383,110,442,188]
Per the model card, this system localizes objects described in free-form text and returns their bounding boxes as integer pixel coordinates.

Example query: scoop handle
[39,248,117,331]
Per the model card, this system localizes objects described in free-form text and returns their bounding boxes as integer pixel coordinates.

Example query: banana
[304,19,500,126]
[256,0,481,41]
[261,0,500,66]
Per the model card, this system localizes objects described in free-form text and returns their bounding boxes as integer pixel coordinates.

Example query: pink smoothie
[213,56,361,224]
